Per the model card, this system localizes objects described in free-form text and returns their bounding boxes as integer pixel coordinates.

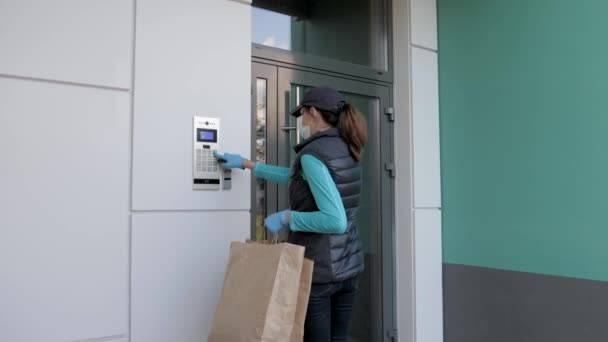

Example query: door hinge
[387,328,398,341]
[385,163,396,178]
[385,107,395,122]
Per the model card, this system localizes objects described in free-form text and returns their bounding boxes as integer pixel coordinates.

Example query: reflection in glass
[252,7,292,50]
[255,78,268,240]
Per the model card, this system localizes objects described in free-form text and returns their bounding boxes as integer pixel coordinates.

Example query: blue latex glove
[213,151,245,169]
[264,210,290,234]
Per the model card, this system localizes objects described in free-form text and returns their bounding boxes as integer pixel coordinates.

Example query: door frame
[252,61,397,340]
[251,0,394,84]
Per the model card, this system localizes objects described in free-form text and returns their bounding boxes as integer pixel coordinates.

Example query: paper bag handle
[245,235,280,245]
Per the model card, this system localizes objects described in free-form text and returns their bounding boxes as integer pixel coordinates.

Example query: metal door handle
[281,125,300,144]
[282,89,300,144]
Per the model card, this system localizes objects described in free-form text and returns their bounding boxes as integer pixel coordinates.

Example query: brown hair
[320,103,368,161]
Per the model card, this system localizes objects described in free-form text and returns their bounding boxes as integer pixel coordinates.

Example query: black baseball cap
[290,86,346,117]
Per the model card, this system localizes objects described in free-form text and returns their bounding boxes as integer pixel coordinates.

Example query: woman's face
[300,107,315,127]
[299,106,329,137]
[299,107,309,124]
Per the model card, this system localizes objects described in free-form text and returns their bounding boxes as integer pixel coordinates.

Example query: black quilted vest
[288,128,364,283]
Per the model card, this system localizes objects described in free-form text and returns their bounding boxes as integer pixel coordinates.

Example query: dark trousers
[304,276,359,342]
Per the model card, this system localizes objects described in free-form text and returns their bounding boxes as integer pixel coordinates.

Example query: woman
[214,86,367,342]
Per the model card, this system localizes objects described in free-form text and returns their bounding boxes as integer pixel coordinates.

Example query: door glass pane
[287,85,383,341]
[252,0,388,70]
[255,78,268,240]
[346,94,382,342]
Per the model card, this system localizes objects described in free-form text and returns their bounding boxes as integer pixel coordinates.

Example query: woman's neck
[310,122,332,136]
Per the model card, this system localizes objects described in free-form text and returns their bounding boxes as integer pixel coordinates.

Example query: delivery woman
[214,86,367,342]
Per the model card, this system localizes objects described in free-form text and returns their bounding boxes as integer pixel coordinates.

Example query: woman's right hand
[213,151,246,169]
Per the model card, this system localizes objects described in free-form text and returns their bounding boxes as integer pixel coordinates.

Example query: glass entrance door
[252,62,395,342]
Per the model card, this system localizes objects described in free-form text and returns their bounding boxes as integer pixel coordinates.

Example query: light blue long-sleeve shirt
[254,154,347,234]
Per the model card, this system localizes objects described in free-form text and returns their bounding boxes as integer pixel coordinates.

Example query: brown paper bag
[290,258,313,342]
[208,241,306,342]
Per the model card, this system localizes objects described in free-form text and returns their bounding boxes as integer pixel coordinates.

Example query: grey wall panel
[411,47,441,208]
[411,0,438,50]
[132,0,251,211]
[443,264,608,342]
[414,209,443,342]
[0,0,133,88]
[131,211,250,342]
[0,78,130,342]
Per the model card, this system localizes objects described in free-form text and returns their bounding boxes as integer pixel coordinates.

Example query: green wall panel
[438,0,608,281]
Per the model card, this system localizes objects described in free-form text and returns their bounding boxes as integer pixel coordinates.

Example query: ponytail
[320,103,367,161]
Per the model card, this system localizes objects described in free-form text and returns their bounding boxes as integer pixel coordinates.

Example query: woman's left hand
[264,210,290,234]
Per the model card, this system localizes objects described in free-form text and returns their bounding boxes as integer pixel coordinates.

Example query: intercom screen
[197,128,217,143]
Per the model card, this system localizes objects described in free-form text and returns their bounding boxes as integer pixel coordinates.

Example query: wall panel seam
[0,73,130,92]
[71,334,127,342]
[131,209,251,214]
[225,0,252,5]
[127,0,138,341]
[411,43,437,53]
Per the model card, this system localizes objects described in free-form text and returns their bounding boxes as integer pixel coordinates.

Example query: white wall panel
[411,0,438,51]
[0,78,130,342]
[0,0,133,89]
[414,209,443,342]
[412,47,441,208]
[396,1,442,341]
[393,0,417,340]
[132,0,251,210]
[131,211,250,342]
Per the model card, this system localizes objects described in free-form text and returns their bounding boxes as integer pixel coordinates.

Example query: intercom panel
[193,116,221,190]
